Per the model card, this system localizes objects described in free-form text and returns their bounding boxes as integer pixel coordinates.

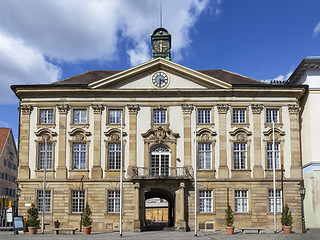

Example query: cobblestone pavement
[0,229,319,240]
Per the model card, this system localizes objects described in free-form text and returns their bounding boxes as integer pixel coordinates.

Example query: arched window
[150,145,170,176]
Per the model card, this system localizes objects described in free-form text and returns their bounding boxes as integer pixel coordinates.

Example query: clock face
[151,72,169,88]
[154,40,169,53]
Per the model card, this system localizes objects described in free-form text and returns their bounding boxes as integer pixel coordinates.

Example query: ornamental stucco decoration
[263,128,285,142]
[142,126,180,144]
[92,104,104,114]
[181,104,193,114]
[104,128,127,142]
[288,104,300,114]
[127,104,140,115]
[69,128,91,141]
[19,105,33,115]
[251,104,263,114]
[229,128,252,142]
[35,128,58,141]
[196,128,217,142]
[217,104,229,114]
[57,104,69,114]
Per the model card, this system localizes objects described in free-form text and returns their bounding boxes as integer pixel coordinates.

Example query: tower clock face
[154,40,169,53]
[151,71,169,88]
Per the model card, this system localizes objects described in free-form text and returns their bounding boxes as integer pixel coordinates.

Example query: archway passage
[144,188,174,231]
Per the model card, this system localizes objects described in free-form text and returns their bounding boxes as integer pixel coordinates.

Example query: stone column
[56,104,69,179]
[128,105,139,175]
[133,182,141,231]
[18,105,32,180]
[175,182,186,230]
[217,104,229,178]
[181,104,193,167]
[252,104,264,178]
[288,104,302,178]
[91,104,103,179]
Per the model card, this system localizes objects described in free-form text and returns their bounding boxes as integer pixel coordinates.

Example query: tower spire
[160,2,162,28]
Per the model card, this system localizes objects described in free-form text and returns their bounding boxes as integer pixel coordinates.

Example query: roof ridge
[54,70,121,84]
[219,69,259,81]
[0,128,10,157]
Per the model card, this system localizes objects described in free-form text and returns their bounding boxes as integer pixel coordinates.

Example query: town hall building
[12,28,306,232]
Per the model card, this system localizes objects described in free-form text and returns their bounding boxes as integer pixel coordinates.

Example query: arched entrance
[150,145,170,177]
[144,188,174,231]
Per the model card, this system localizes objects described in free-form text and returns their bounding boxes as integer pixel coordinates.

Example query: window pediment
[69,128,91,142]
[35,128,57,141]
[229,128,252,142]
[142,126,179,144]
[104,128,127,142]
[197,128,217,142]
[263,128,285,142]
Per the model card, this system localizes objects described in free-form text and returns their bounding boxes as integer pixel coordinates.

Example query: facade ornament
[142,126,179,144]
[92,104,104,114]
[57,104,69,114]
[104,128,127,142]
[251,104,263,114]
[288,104,300,114]
[196,128,217,142]
[217,104,229,114]
[181,104,193,114]
[19,105,33,115]
[127,104,140,115]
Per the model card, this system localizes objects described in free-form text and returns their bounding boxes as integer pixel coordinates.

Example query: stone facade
[12,58,306,232]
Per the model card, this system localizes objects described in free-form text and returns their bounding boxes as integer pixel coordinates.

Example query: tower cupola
[151,28,171,60]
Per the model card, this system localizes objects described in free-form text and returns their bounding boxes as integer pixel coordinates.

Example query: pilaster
[133,183,141,231]
[18,105,32,179]
[91,104,103,179]
[181,104,193,167]
[175,182,186,231]
[252,104,264,178]
[217,104,229,178]
[128,105,139,174]
[288,104,302,178]
[56,104,68,179]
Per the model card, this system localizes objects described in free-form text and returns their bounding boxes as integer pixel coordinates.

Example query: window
[267,143,280,169]
[72,143,86,170]
[235,190,248,213]
[108,143,121,170]
[198,144,211,169]
[234,143,247,169]
[73,109,87,124]
[199,190,213,213]
[40,109,54,124]
[266,109,279,123]
[37,190,51,213]
[9,152,14,161]
[153,110,166,124]
[38,143,53,170]
[109,110,122,124]
[269,190,282,212]
[198,109,210,124]
[108,190,120,213]
[233,109,246,124]
[71,190,85,213]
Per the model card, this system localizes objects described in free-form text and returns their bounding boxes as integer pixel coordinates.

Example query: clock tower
[151,28,171,60]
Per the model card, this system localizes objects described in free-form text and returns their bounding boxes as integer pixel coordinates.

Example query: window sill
[235,212,251,215]
[69,169,89,172]
[267,212,282,215]
[70,124,89,128]
[198,212,215,215]
[37,124,56,128]
[231,123,250,128]
[35,169,55,172]
[264,123,283,128]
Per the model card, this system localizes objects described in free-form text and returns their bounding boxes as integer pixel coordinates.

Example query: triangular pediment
[89,58,231,89]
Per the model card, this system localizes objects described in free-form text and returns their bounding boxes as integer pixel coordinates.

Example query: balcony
[132,167,193,180]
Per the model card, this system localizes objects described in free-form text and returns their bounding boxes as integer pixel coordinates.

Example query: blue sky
[1,0,320,142]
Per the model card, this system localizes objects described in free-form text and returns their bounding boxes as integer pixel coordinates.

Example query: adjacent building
[12,28,306,232]
[0,128,18,203]
[288,58,320,228]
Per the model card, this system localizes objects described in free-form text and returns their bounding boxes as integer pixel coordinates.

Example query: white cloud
[264,71,293,83]
[0,0,220,103]
[314,21,320,36]
[0,31,61,103]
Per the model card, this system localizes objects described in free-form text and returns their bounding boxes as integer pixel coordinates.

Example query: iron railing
[132,167,192,179]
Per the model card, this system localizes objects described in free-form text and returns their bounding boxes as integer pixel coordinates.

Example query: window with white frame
[108,190,120,213]
[267,143,280,169]
[40,109,54,124]
[269,189,282,212]
[73,109,87,124]
[109,110,122,124]
[38,143,53,170]
[108,143,121,170]
[71,190,85,213]
[266,109,279,123]
[72,143,86,170]
[198,143,211,169]
[233,143,247,169]
[235,190,248,212]
[199,190,213,213]
[198,109,211,124]
[37,190,51,213]
[153,109,166,124]
[233,109,246,124]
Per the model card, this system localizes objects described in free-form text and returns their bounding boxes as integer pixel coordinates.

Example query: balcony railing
[132,167,193,179]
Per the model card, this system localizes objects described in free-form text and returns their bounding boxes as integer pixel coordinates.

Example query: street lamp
[14,187,21,235]
[299,186,306,234]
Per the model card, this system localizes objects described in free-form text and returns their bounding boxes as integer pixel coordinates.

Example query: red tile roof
[0,128,10,156]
